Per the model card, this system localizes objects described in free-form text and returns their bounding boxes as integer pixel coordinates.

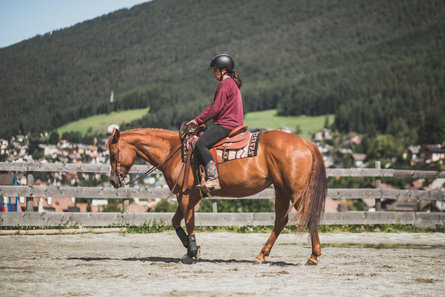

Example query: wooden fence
[0,162,444,227]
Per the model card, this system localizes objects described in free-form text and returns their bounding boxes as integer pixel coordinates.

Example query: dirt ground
[0,231,444,296]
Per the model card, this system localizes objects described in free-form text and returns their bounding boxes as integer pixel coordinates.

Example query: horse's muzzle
[110,175,121,188]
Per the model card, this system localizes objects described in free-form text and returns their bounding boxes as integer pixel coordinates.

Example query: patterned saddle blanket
[182,125,263,164]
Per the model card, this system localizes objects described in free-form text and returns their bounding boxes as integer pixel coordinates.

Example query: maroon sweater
[194,77,243,130]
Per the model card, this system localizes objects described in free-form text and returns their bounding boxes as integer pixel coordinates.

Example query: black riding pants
[196,124,231,166]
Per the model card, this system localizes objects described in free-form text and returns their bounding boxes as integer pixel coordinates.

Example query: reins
[115,124,198,188]
[122,144,183,186]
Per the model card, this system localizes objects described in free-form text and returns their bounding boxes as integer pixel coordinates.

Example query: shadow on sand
[67,256,298,266]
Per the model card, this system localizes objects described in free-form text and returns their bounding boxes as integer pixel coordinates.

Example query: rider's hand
[187,119,198,128]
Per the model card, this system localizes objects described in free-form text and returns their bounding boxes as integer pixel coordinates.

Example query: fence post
[123,173,130,213]
[123,199,129,213]
[375,161,381,211]
[26,174,34,212]
[211,199,218,213]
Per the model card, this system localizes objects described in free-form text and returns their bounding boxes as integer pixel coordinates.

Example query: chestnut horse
[107,127,327,265]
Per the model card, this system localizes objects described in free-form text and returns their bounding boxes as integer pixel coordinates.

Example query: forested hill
[0,0,444,142]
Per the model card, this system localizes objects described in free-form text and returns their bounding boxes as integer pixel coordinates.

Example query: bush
[199,199,274,212]
[154,199,178,212]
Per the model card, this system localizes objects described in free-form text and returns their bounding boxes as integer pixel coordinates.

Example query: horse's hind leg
[290,202,322,265]
[255,189,289,264]
[307,229,322,265]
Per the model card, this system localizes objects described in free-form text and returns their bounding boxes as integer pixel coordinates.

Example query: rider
[187,54,243,190]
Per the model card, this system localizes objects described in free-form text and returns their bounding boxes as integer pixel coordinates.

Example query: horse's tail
[294,140,327,233]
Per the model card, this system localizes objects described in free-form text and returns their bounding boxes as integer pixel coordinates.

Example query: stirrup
[196,178,221,191]
[205,178,221,191]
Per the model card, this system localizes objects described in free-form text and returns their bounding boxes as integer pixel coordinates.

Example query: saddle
[182,125,261,163]
[203,125,250,159]
[180,124,263,193]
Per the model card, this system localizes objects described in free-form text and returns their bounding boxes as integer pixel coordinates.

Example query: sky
[0,0,150,48]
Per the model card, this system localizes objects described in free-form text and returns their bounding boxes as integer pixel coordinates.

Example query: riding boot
[204,160,221,190]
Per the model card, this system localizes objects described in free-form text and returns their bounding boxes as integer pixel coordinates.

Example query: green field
[57,107,149,135]
[244,110,334,139]
[57,108,332,139]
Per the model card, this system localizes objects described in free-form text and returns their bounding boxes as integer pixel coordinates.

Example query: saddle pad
[215,130,263,163]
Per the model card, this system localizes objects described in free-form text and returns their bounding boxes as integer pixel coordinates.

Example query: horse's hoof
[305,258,319,266]
[195,246,201,261]
[181,254,196,265]
[253,257,265,265]
[181,247,201,264]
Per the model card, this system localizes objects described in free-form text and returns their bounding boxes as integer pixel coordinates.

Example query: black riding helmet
[209,54,235,72]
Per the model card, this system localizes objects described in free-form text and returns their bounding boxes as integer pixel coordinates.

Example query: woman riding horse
[107,56,327,265]
[187,54,243,191]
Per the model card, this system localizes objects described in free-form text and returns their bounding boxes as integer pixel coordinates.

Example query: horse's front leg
[172,206,189,249]
[176,193,201,264]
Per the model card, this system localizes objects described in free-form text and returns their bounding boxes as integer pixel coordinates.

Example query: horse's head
[106,128,136,188]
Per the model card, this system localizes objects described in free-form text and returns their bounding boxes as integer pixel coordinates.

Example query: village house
[0,139,8,155]
[352,153,367,168]
[40,144,60,159]
[405,145,421,164]
[314,128,332,142]
[421,144,445,164]
[0,173,20,212]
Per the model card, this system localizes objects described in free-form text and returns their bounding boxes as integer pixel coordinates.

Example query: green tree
[418,107,445,144]
[323,115,330,129]
[48,131,60,145]
[365,135,404,160]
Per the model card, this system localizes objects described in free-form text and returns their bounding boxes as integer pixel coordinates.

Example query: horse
[107,127,327,265]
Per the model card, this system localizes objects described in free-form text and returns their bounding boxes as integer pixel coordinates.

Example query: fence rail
[0,186,443,201]
[1,212,444,228]
[0,162,444,227]
[1,162,445,178]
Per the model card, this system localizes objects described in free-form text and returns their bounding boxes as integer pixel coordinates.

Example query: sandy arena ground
[1,231,444,296]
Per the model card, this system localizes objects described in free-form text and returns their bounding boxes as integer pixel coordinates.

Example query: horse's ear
[110,128,120,143]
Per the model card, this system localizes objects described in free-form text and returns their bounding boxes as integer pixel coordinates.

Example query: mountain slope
[0,0,443,139]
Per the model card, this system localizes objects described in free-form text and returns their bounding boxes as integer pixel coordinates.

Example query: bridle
[111,124,198,188]
[112,139,182,187]
[111,140,127,186]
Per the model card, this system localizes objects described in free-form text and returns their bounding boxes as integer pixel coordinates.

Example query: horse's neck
[122,129,179,167]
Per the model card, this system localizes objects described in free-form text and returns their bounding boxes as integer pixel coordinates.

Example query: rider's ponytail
[229,71,242,89]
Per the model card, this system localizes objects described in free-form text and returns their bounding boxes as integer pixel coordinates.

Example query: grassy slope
[244,110,334,139]
[57,107,149,135]
[57,107,333,140]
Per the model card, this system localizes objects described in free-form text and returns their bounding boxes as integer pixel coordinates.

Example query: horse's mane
[121,128,177,137]
[119,128,179,146]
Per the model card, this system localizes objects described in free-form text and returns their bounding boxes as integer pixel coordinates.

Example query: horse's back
[258,130,314,190]
[260,130,312,153]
